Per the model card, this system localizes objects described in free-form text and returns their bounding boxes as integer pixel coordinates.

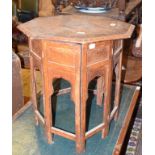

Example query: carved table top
[18,14,134,43]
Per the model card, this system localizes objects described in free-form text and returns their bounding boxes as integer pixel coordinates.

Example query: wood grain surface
[18,14,134,43]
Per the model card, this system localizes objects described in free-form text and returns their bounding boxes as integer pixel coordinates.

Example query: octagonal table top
[18,14,135,43]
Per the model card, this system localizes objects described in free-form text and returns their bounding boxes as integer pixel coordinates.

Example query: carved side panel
[42,40,82,103]
[45,41,80,67]
[87,41,112,83]
[87,41,110,66]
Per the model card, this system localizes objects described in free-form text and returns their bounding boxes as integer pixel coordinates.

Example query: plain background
[0,0,154,154]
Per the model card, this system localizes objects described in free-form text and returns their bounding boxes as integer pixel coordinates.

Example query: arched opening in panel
[86,76,104,132]
[51,78,75,133]
[37,78,75,133]
[86,75,118,132]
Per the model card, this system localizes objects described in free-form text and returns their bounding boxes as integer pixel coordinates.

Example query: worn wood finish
[110,106,118,120]
[86,123,105,139]
[18,15,134,153]
[102,50,113,138]
[113,40,123,120]
[51,127,76,141]
[35,110,45,124]
[29,52,39,125]
[18,15,134,43]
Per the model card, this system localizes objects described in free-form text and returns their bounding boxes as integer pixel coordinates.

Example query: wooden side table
[18,15,134,153]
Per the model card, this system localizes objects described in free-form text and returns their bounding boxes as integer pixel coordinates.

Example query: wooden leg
[97,76,104,106]
[42,74,53,144]
[30,55,39,125]
[102,64,113,138]
[72,76,87,153]
[114,52,123,120]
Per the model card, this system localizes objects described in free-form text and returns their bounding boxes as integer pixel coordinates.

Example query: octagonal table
[18,14,134,153]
